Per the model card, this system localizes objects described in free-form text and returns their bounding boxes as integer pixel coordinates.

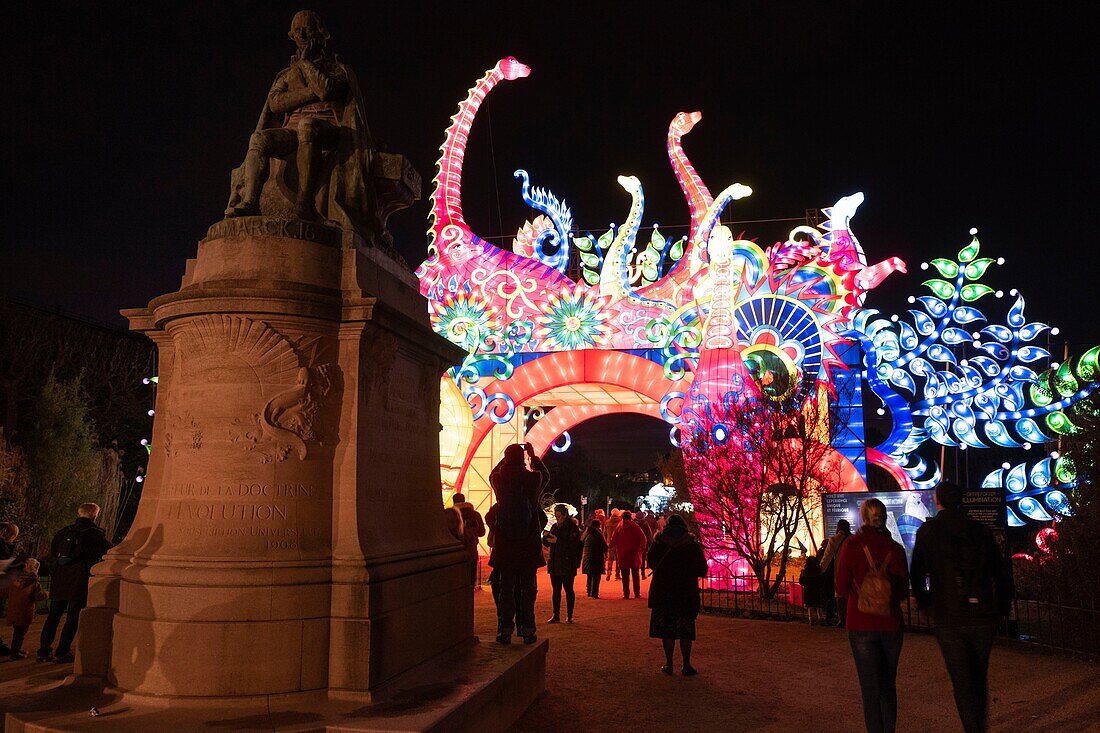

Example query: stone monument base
[3,637,546,732]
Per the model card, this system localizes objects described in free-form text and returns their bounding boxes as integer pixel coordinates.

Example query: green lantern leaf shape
[597,228,615,253]
[574,235,594,252]
[1076,344,1100,381]
[582,269,601,286]
[649,227,665,252]
[1056,360,1079,397]
[579,251,601,268]
[1029,370,1054,407]
[964,258,995,280]
[669,237,685,261]
[1054,455,1077,484]
[642,263,659,283]
[960,284,993,302]
[1046,411,1077,436]
[931,258,960,278]
[923,279,956,299]
[958,235,980,263]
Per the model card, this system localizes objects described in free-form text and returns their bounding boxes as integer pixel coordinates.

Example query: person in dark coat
[581,518,608,598]
[5,558,47,659]
[544,504,582,623]
[610,511,647,599]
[911,481,1014,733]
[638,511,655,579]
[37,503,111,663]
[0,523,19,656]
[835,499,909,733]
[451,492,486,587]
[486,443,549,645]
[647,514,708,676]
[799,551,826,625]
[603,509,622,580]
[821,518,851,626]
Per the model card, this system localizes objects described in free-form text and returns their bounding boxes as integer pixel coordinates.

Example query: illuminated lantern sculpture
[418,58,1099,558]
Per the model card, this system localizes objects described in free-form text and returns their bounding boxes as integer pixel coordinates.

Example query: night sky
[3,2,1096,468]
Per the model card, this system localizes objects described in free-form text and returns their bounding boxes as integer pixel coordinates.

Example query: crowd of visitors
[451,451,1012,732]
[0,503,111,664]
[469,443,710,677]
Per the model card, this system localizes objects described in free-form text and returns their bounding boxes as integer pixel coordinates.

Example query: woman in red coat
[835,498,910,733]
[609,511,647,599]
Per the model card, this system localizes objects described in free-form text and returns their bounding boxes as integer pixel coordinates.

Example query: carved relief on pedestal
[166,315,333,464]
[362,329,397,406]
[163,411,203,457]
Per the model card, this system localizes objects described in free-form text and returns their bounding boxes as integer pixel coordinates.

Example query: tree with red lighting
[683,391,840,598]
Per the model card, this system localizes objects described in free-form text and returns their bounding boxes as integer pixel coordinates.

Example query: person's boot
[546,615,560,624]
[495,634,511,645]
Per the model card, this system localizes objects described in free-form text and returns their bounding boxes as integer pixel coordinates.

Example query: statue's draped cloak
[254,58,379,240]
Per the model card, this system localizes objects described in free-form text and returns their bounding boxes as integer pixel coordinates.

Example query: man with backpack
[37,503,111,663]
[911,481,1013,733]
[485,443,549,645]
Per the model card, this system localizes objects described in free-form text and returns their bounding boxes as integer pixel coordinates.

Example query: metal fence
[700,575,1100,659]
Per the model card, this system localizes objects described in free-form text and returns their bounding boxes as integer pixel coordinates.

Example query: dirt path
[475,571,1100,732]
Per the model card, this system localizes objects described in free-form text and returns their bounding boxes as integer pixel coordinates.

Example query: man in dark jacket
[820,519,851,626]
[911,481,1013,733]
[486,443,549,645]
[37,503,111,663]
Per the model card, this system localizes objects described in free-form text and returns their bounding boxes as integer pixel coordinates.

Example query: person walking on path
[638,511,655,579]
[603,509,622,580]
[799,550,827,626]
[610,511,647,599]
[38,503,111,663]
[0,522,20,656]
[486,443,549,645]
[835,499,910,733]
[821,518,852,626]
[4,558,47,659]
[910,481,1013,733]
[581,517,608,598]
[647,514,708,676]
[544,504,583,623]
[451,492,486,587]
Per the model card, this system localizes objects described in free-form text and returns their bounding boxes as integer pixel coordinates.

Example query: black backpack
[55,524,90,567]
[495,494,535,542]
[946,522,997,616]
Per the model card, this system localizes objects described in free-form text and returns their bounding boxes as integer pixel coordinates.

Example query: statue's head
[289,10,330,57]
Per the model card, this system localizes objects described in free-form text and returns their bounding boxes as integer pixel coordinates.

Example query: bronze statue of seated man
[226,11,374,228]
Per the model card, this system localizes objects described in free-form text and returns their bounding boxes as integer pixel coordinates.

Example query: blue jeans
[38,598,85,658]
[848,630,904,733]
[934,624,996,733]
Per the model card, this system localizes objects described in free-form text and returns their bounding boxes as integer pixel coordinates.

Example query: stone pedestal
[75,219,475,700]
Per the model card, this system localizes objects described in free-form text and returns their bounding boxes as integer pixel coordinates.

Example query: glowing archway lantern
[421,57,1100,556]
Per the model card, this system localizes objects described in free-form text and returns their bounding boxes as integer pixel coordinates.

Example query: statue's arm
[296,59,347,102]
[268,70,317,115]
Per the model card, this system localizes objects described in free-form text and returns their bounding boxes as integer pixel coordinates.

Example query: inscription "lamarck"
[204,216,340,247]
